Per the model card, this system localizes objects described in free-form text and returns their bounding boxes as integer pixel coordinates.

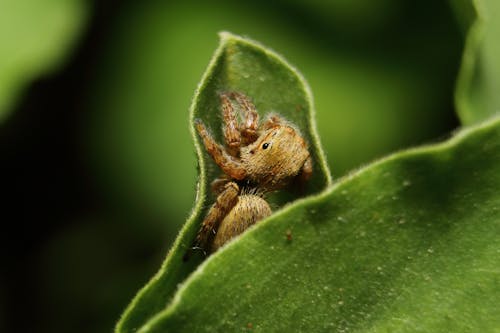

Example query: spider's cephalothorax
[190,92,312,255]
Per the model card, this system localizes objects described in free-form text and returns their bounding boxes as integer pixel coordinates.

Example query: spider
[190,92,312,255]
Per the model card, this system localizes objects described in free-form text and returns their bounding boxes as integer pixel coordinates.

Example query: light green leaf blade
[0,0,88,122]
[115,32,332,333]
[139,116,500,332]
[454,0,500,124]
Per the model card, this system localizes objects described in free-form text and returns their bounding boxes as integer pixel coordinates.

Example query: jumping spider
[190,92,312,255]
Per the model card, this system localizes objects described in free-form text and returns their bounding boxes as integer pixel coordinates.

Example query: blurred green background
[1,0,465,332]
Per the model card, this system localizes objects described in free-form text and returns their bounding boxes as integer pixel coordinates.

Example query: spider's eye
[262,142,270,150]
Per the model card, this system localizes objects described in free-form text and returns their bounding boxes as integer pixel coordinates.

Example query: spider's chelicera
[188,92,312,256]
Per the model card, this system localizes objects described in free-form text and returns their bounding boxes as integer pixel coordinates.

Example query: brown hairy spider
[189,92,312,255]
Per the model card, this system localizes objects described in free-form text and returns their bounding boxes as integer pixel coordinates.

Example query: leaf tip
[218,30,234,39]
[218,31,241,45]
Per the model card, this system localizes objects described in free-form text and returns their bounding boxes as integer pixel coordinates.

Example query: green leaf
[115,32,332,333]
[453,0,500,124]
[136,115,500,333]
[0,0,88,122]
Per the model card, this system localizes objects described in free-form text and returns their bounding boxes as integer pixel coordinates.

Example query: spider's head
[241,124,310,189]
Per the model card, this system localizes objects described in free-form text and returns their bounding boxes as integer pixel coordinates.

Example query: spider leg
[220,93,241,156]
[194,182,240,253]
[211,175,232,195]
[299,155,313,182]
[230,92,259,144]
[291,155,313,194]
[195,120,247,180]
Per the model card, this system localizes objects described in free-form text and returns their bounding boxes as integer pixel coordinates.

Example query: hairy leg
[194,182,240,252]
[294,155,313,193]
[195,120,247,180]
[211,175,232,195]
[220,93,241,156]
[299,155,313,183]
[230,92,259,143]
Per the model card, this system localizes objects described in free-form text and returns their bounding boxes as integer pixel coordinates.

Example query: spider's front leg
[298,155,313,183]
[220,93,241,157]
[193,182,240,253]
[230,92,259,144]
[195,120,247,180]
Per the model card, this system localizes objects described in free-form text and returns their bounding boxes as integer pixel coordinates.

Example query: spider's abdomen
[211,194,271,251]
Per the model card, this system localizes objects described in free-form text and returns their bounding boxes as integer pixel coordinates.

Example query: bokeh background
[1,1,465,332]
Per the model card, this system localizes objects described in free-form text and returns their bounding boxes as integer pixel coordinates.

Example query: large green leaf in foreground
[116,32,332,333]
[139,115,500,332]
